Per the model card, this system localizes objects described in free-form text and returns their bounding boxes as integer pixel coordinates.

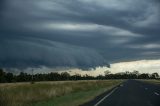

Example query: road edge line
[94,87,118,106]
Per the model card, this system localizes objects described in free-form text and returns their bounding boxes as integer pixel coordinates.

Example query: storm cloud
[0,0,160,70]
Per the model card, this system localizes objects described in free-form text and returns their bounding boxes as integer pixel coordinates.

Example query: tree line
[0,69,159,83]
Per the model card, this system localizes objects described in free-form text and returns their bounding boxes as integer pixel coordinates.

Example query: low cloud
[0,37,109,69]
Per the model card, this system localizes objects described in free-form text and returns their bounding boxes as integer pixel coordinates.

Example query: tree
[132,70,139,75]
[47,72,61,81]
[61,72,70,80]
[104,70,111,76]
[17,72,28,82]
[97,75,105,80]
[5,73,14,82]
[151,73,159,79]
[138,73,150,79]
[0,69,6,83]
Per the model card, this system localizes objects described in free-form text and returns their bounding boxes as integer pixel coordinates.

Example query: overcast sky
[0,0,160,71]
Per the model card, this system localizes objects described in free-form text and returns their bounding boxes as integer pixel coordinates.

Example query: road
[81,80,160,106]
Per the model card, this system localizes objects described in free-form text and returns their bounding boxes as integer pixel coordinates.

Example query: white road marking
[154,92,159,96]
[94,87,118,106]
[120,84,123,87]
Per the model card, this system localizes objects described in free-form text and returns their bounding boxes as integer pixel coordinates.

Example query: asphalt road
[81,80,160,106]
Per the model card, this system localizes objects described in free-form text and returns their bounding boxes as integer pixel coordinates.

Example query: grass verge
[139,79,160,85]
[0,80,123,106]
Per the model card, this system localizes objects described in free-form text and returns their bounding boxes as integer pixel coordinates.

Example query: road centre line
[154,92,159,96]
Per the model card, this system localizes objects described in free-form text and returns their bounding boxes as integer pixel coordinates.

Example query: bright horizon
[11,59,160,77]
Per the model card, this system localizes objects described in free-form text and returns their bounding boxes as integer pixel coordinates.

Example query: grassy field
[140,79,160,85]
[0,80,123,106]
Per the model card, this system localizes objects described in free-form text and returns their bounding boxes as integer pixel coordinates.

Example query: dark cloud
[0,0,160,70]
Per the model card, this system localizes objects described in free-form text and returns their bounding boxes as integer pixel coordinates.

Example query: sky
[0,0,160,74]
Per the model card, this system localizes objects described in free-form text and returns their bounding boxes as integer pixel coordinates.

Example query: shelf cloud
[0,0,160,71]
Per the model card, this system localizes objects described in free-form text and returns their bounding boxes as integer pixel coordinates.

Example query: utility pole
[31,68,34,84]
[75,73,77,81]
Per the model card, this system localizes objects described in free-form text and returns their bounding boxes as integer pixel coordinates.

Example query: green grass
[33,88,103,106]
[140,79,160,85]
[0,80,123,106]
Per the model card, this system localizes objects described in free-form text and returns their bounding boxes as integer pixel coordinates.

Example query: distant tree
[104,70,111,79]
[1,67,160,83]
[104,70,111,76]
[0,69,6,83]
[5,73,14,83]
[47,72,61,81]
[138,73,150,79]
[17,72,28,82]
[0,69,4,77]
[125,71,130,75]
[71,74,82,80]
[61,72,70,80]
[97,75,105,80]
[132,70,139,75]
[128,70,139,79]
[75,74,82,80]
[151,73,159,79]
